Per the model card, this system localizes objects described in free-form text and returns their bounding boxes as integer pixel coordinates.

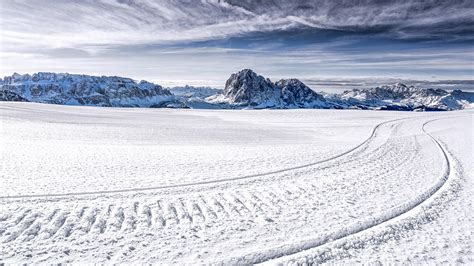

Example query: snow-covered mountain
[276,79,328,108]
[0,72,175,107]
[1,71,472,111]
[169,85,222,98]
[207,69,329,108]
[167,85,223,109]
[208,69,278,108]
[328,83,474,111]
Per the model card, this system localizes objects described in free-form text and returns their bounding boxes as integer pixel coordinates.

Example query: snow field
[0,102,472,264]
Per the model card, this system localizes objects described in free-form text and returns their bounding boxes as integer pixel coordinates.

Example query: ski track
[0,117,407,200]
[0,113,466,264]
[252,116,459,264]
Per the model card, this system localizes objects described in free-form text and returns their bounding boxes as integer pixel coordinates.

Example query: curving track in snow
[0,117,407,200]
[258,117,460,264]
[0,106,467,264]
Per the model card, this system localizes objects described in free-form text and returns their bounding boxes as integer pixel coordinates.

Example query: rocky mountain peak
[223,69,276,106]
[218,69,327,108]
[276,78,325,106]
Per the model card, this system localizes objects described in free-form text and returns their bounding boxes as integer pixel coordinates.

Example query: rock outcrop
[209,69,328,108]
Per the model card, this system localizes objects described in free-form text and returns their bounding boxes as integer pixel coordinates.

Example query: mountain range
[1,70,472,111]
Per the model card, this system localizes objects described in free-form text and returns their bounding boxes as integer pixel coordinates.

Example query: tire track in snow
[248,116,459,265]
[0,118,417,244]
[0,118,408,199]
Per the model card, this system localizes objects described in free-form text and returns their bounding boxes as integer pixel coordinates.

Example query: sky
[0,0,473,92]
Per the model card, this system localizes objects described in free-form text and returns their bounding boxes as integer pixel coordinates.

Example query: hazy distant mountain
[169,85,222,98]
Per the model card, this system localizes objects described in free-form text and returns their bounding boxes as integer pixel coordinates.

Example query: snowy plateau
[0,99,473,264]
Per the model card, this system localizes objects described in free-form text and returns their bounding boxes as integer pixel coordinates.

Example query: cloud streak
[2,0,473,51]
[0,0,472,90]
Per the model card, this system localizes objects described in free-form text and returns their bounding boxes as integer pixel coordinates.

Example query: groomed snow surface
[0,102,472,264]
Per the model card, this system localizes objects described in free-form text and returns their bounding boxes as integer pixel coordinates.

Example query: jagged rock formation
[0,72,174,107]
[276,79,327,107]
[221,69,278,107]
[208,69,328,108]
